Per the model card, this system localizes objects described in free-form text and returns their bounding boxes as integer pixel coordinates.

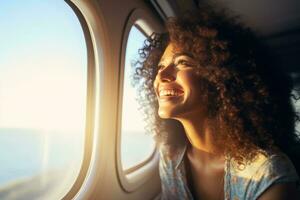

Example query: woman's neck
[179,117,224,166]
[180,118,215,152]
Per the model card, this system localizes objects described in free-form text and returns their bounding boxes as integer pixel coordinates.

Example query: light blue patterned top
[159,144,300,200]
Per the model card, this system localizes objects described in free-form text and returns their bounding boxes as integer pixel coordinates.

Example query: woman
[133,5,300,200]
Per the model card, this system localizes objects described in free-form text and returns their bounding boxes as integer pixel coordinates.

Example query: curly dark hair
[133,5,300,167]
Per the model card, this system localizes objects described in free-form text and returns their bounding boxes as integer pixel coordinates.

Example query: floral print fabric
[159,144,299,200]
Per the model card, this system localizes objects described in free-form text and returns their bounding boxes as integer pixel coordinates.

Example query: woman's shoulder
[229,150,300,199]
[231,150,298,179]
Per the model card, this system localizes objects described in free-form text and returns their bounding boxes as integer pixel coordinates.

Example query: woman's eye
[157,60,195,72]
[178,60,188,65]
[175,60,192,67]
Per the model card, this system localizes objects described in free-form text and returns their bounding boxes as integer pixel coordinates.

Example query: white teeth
[159,89,182,97]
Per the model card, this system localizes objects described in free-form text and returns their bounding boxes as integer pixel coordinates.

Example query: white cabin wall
[83,0,163,199]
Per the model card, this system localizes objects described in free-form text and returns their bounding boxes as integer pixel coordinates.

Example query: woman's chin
[158,108,177,119]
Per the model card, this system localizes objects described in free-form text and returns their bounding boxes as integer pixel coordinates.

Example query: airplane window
[121,26,155,170]
[0,1,86,199]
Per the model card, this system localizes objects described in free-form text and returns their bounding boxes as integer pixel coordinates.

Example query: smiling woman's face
[153,43,207,120]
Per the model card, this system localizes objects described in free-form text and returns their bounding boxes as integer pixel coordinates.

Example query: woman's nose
[156,64,176,83]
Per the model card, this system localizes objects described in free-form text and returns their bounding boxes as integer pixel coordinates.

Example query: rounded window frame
[117,8,164,192]
[62,0,107,199]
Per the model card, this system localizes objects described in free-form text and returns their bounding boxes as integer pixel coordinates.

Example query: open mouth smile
[158,89,184,98]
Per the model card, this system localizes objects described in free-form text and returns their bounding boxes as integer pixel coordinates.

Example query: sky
[0,0,87,132]
[0,1,149,134]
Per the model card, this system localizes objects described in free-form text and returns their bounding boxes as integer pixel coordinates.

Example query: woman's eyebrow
[172,52,194,60]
